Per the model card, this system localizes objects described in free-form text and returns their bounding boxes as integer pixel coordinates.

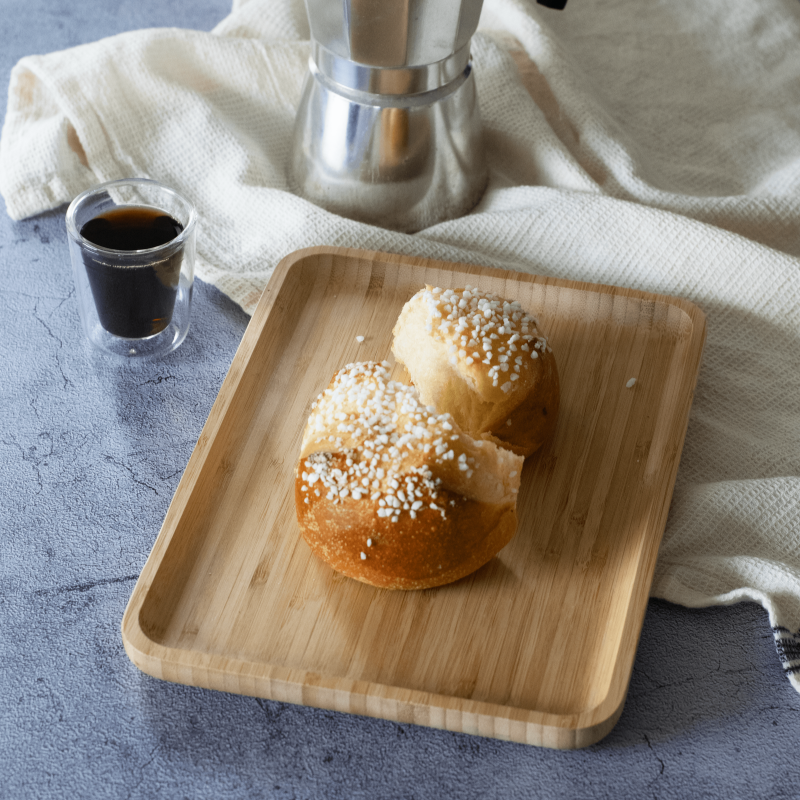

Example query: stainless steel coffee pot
[290,0,488,232]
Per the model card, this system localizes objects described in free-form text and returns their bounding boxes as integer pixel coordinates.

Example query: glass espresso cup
[66,178,197,358]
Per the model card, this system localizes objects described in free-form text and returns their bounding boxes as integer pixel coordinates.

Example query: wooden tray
[121,247,706,748]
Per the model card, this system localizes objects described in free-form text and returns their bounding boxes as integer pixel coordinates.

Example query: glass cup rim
[65,177,197,257]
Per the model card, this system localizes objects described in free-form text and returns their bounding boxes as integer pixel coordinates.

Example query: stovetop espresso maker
[290,0,488,232]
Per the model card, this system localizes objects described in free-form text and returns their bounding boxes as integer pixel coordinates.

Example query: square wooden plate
[122,247,706,748]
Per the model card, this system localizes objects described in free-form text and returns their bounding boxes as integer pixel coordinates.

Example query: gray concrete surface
[1,1,799,798]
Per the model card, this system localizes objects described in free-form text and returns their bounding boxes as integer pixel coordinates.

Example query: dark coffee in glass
[80,207,184,339]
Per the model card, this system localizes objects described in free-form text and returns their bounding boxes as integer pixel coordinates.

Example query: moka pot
[290,0,488,233]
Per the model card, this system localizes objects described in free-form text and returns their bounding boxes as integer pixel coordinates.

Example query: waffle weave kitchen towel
[2,0,800,690]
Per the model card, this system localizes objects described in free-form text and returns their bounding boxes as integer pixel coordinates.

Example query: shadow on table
[596,598,789,750]
[129,598,788,756]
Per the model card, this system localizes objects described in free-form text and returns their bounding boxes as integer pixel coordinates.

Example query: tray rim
[121,245,707,749]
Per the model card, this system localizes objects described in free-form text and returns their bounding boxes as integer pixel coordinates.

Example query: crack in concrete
[51,287,75,316]
[138,375,177,386]
[103,454,160,496]
[643,733,665,782]
[124,742,161,800]
[28,395,42,421]
[0,288,68,301]
[33,300,63,348]
[1,435,49,496]
[635,669,700,697]
[31,299,74,389]
[55,350,73,390]
[32,573,139,597]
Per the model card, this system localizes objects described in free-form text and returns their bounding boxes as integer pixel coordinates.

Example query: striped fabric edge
[772,626,800,680]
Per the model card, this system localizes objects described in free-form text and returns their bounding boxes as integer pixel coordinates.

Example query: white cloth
[2,0,800,690]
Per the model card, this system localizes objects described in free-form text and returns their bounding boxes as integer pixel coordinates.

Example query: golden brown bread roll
[392,285,559,456]
[295,361,523,590]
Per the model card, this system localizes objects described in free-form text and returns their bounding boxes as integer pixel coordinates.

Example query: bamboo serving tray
[122,246,706,749]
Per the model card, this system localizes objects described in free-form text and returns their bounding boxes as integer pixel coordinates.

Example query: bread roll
[295,361,523,590]
[392,285,559,456]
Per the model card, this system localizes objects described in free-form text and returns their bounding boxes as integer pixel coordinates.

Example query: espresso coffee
[80,206,184,339]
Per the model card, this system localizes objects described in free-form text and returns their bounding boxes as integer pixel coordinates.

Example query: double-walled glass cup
[66,178,197,358]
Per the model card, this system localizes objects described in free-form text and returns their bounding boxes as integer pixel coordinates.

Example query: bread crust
[296,459,517,590]
[392,285,559,456]
[295,362,523,590]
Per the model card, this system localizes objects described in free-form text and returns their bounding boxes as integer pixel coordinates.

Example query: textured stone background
[2,1,800,798]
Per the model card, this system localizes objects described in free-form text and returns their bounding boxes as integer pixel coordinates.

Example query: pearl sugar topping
[420,285,549,393]
[300,362,475,523]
